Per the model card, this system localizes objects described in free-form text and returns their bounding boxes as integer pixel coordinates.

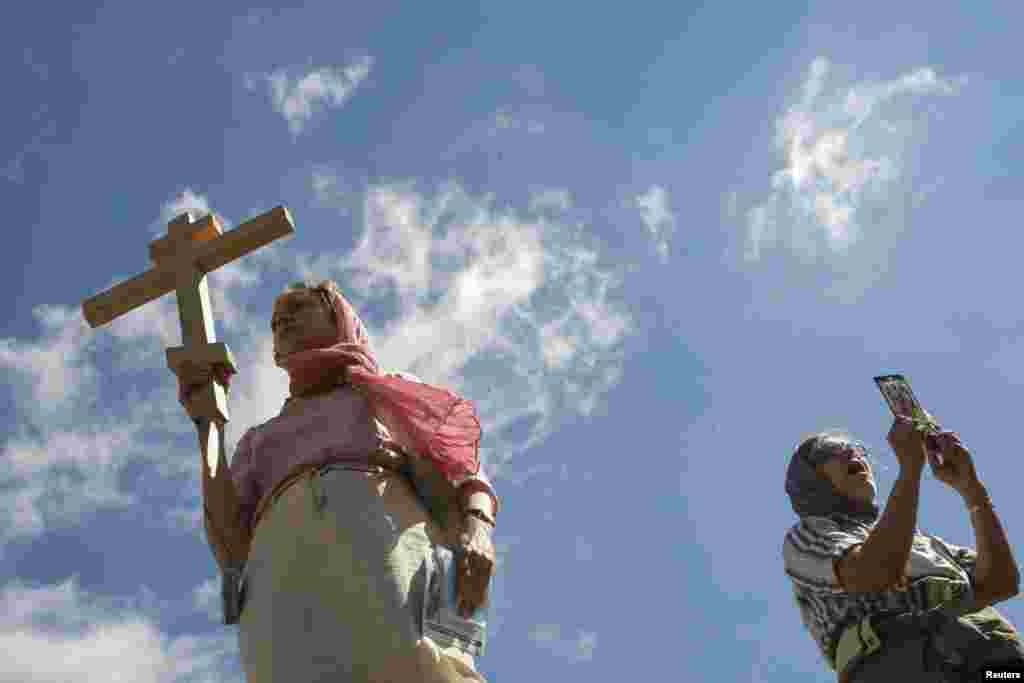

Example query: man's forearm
[857,467,922,586]
[963,482,1019,600]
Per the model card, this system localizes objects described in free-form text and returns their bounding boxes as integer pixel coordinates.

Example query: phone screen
[873,374,944,467]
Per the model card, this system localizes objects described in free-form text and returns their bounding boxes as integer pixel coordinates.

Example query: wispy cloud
[529,188,572,214]
[246,56,373,136]
[0,304,97,413]
[0,581,238,683]
[743,57,963,262]
[2,100,57,185]
[0,579,240,683]
[309,167,360,214]
[190,576,221,623]
[1,427,138,538]
[528,624,597,662]
[292,181,632,474]
[0,298,174,543]
[633,185,676,263]
[158,188,213,229]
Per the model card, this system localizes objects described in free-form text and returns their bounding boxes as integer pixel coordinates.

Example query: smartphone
[873,374,944,467]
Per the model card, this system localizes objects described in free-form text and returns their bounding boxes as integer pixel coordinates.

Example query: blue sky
[2,1,1024,680]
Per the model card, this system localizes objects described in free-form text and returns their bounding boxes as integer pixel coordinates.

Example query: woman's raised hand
[456,516,495,618]
[177,360,233,411]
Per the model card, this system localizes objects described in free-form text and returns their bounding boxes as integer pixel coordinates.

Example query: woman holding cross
[179,280,498,683]
[783,417,1022,681]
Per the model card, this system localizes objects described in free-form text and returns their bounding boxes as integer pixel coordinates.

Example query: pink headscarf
[271,287,482,481]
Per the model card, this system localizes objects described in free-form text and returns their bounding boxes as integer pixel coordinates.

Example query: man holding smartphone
[783,417,1022,681]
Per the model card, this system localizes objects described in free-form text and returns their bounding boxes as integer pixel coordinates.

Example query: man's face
[814,439,877,505]
[271,289,337,358]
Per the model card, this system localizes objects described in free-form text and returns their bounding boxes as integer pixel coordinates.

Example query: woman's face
[814,439,877,505]
[271,289,338,358]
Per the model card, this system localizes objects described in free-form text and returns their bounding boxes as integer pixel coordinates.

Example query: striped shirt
[782,514,977,668]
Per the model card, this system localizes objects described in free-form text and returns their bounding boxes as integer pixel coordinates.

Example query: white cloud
[528,624,597,662]
[0,579,240,683]
[316,182,632,472]
[159,188,213,228]
[248,56,373,136]
[312,171,334,198]
[0,325,261,548]
[191,577,221,623]
[744,57,963,262]
[0,249,265,544]
[2,108,57,185]
[529,188,572,213]
[633,185,676,263]
[0,304,97,412]
[0,426,140,541]
[104,295,181,352]
[220,332,291,437]
[308,169,364,219]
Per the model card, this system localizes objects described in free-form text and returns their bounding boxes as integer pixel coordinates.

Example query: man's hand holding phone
[930,431,982,499]
[874,374,944,468]
[887,416,928,475]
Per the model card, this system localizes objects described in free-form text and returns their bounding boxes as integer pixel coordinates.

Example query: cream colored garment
[238,465,487,683]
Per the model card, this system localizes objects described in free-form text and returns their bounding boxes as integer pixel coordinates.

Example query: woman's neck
[280,376,349,416]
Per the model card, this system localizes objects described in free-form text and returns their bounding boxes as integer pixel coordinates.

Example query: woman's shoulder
[234,420,272,453]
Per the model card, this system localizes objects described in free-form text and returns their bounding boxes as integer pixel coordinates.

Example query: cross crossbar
[83,206,295,328]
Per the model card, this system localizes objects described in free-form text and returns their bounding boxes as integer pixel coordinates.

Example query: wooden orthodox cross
[81,206,295,477]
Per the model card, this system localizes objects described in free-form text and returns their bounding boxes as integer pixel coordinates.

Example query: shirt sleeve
[783,516,865,593]
[228,428,261,540]
[387,371,499,515]
[931,535,978,584]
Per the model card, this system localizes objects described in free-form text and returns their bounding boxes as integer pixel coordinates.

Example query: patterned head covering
[785,433,879,524]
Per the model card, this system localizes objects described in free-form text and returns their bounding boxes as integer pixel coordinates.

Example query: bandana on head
[785,435,879,524]
[269,286,482,481]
